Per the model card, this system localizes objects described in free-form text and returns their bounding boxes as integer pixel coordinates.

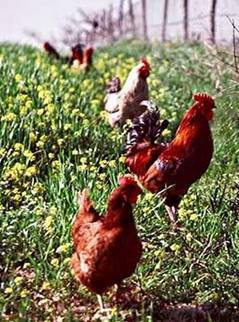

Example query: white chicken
[104,58,151,127]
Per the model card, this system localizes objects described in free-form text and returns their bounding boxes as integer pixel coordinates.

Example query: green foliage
[0,41,238,321]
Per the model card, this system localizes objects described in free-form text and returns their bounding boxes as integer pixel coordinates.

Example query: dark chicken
[71,176,142,307]
[125,94,215,223]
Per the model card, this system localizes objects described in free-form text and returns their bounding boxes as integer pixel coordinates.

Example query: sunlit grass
[0,41,238,321]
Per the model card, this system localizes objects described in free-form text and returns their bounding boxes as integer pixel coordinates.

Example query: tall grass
[0,40,238,321]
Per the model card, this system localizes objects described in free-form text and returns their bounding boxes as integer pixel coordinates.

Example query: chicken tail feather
[77,189,93,211]
[124,101,169,154]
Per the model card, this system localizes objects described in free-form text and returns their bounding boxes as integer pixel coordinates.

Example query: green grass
[0,40,238,321]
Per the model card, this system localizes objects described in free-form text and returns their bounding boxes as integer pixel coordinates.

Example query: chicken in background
[125,94,215,223]
[104,58,151,127]
[43,42,61,60]
[43,42,94,71]
[71,176,142,309]
[72,46,94,72]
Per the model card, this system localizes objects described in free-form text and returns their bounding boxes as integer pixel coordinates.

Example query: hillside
[0,41,238,321]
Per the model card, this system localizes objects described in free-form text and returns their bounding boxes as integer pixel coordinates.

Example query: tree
[162,0,169,42]
[183,0,189,41]
[142,0,148,41]
[129,0,136,37]
[210,0,217,44]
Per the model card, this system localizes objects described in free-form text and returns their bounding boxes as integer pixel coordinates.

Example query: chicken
[43,42,84,66]
[125,101,169,178]
[125,93,215,223]
[43,42,61,60]
[72,46,94,72]
[71,175,142,308]
[104,58,151,127]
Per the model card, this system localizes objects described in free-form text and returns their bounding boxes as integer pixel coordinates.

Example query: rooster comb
[140,57,150,68]
[193,93,215,107]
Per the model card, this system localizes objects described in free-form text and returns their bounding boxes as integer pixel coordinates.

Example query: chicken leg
[165,205,178,223]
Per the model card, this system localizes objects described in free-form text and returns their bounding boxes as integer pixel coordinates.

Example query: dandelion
[2,112,16,121]
[36,141,44,149]
[29,132,37,143]
[57,139,64,146]
[162,128,171,137]
[15,74,22,82]
[78,164,88,171]
[51,160,60,170]
[48,153,55,159]
[80,157,87,164]
[51,258,59,267]
[99,160,108,168]
[170,243,181,253]
[37,108,45,116]
[14,143,24,151]
[25,165,38,177]
[4,287,13,294]
[98,173,106,181]
[20,289,29,298]
[45,103,54,114]
[108,160,117,168]
[64,123,71,131]
[190,213,198,221]
[49,206,57,216]
[72,149,79,156]
[119,156,126,163]
[44,215,53,232]
[56,243,70,254]
[186,232,192,242]
[15,276,24,286]
[41,281,51,291]
[23,150,35,161]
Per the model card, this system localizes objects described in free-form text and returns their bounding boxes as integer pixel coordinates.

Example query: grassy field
[0,40,238,321]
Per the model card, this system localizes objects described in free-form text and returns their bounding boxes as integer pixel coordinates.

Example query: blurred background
[0,0,238,47]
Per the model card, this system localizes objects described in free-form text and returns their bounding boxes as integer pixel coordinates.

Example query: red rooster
[104,58,151,127]
[125,94,215,223]
[71,176,142,308]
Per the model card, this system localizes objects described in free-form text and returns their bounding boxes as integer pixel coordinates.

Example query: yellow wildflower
[57,139,64,146]
[64,123,71,131]
[20,289,29,298]
[15,276,24,285]
[51,258,59,267]
[23,150,35,161]
[56,243,70,254]
[2,112,16,121]
[4,287,13,294]
[109,160,116,168]
[0,148,6,156]
[41,281,51,291]
[170,243,181,253]
[48,153,55,159]
[15,74,22,82]
[36,141,44,149]
[14,143,24,151]
[25,165,38,177]
[29,132,37,143]
[190,213,198,221]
